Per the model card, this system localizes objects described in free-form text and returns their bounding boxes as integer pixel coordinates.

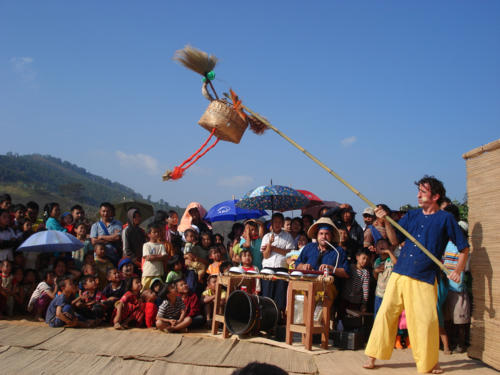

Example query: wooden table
[285,277,333,350]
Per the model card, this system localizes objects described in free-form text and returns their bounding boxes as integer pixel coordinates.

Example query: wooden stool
[211,274,255,338]
[285,278,331,350]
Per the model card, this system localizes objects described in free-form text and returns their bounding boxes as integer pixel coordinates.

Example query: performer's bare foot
[363,356,376,369]
[429,364,443,374]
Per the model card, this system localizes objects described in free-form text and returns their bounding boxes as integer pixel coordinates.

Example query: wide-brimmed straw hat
[307,217,340,243]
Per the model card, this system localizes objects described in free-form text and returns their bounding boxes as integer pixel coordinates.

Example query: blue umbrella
[204,199,267,222]
[17,230,84,253]
[236,185,309,212]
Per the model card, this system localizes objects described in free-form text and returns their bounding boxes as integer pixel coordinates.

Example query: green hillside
[0,153,182,217]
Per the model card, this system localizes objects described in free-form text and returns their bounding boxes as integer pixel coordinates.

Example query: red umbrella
[297,189,322,204]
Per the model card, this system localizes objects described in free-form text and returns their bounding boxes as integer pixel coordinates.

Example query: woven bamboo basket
[463,138,500,370]
[198,99,248,144]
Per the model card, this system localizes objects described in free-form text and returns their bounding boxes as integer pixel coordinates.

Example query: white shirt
[142,242,166,277]
[261,231,295,269]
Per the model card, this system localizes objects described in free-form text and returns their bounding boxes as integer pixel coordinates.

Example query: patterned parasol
[236,185,309,212]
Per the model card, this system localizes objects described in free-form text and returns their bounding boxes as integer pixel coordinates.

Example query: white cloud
[10,57,36,81]
[341,136,357,147]
[115,151,160,175]
[217,175,254,187]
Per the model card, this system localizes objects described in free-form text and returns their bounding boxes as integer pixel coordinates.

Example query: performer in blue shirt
[363,176,469,374]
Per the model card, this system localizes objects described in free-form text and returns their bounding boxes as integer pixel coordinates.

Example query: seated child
[143,288,158,328]
[74,275,106,321]
[176,278,204,329]
[202,274,226,326]
[23,269,38,308]
[118,257,135,280]
[286,232,308,270]
[113,276,145,330]
[206,246,222,276]
[240,249,260,294]
[102,268,127,304]
[45,277,85,328]
[165,254,183,283]
[28,271,58,321]
[156,282,191,332]
[94,244,114,291]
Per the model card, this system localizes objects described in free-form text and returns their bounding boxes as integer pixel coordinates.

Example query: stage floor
[0,320,495,374]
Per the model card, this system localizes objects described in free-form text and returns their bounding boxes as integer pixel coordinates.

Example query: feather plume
[247,115,269,135]
[173,45,218,77]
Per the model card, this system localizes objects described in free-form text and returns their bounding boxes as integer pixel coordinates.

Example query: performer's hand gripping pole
[231,96,450,275]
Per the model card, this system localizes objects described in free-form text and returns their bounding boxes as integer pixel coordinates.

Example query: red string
[168,129,220,180]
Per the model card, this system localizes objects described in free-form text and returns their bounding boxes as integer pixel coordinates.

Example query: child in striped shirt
[341,249,370,314]
[156,283,190,332]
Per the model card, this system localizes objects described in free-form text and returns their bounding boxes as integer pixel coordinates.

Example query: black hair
[415,175,446,206]
[442,197,452,206]
[147,222,162,233]
[73,220,87,230]
[71,204,83,212]
[239,248,252,257]
[43,270,55,281]
[209,246,221,254]
[81,274,96,286]
[125,275,141,291]
[231,362,288,375]
[291,217,304,230]
[444,204,460,222]
[43,202,60,221]
[99,202,115,212]
[207,274,218,282]
[168,210,178,217]
[284,217,292,221]
[228,223,245,241]
[168,254,182,266]
[26,201,39,211]
[302,214,313,222]
[271,212,284,221]
[57,276,72,290]
[220,261,232,273]
[106,267,118,277]
[12,203,26,213]
[0,194,12,204]
[356,248,370,257]
[184,228,197,238]
[0,208,8,217]
[154,210,168,223]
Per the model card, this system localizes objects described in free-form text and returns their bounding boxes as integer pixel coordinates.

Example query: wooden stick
[225,94,450,276]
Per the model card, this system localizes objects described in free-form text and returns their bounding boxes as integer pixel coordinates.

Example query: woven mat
[0,346,153,375]
[162,336,238,366]
[34,328,182,358]
[0,323,64,348]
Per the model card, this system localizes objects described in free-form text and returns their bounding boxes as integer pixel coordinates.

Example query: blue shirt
[45,293,72,326]
[295,242,350,275]
[46,217,67,232]
[394,209,469,285]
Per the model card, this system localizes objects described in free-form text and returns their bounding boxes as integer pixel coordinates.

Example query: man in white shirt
[261,213,294,314]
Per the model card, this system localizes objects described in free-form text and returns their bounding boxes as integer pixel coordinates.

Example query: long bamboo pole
[232,97,449,275]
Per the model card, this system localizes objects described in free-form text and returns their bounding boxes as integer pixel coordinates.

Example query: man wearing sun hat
[295,217,350,278]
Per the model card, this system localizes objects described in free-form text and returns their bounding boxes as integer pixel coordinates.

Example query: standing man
[90,202,122,265]
[362,207,375,231]
[363,176,468,374]
[260,213,294,315]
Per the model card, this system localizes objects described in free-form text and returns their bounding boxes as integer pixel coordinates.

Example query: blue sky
[1,1,499,215]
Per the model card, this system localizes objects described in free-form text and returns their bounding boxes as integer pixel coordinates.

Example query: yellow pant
[141,276,157,292]
[365,273,438,373]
